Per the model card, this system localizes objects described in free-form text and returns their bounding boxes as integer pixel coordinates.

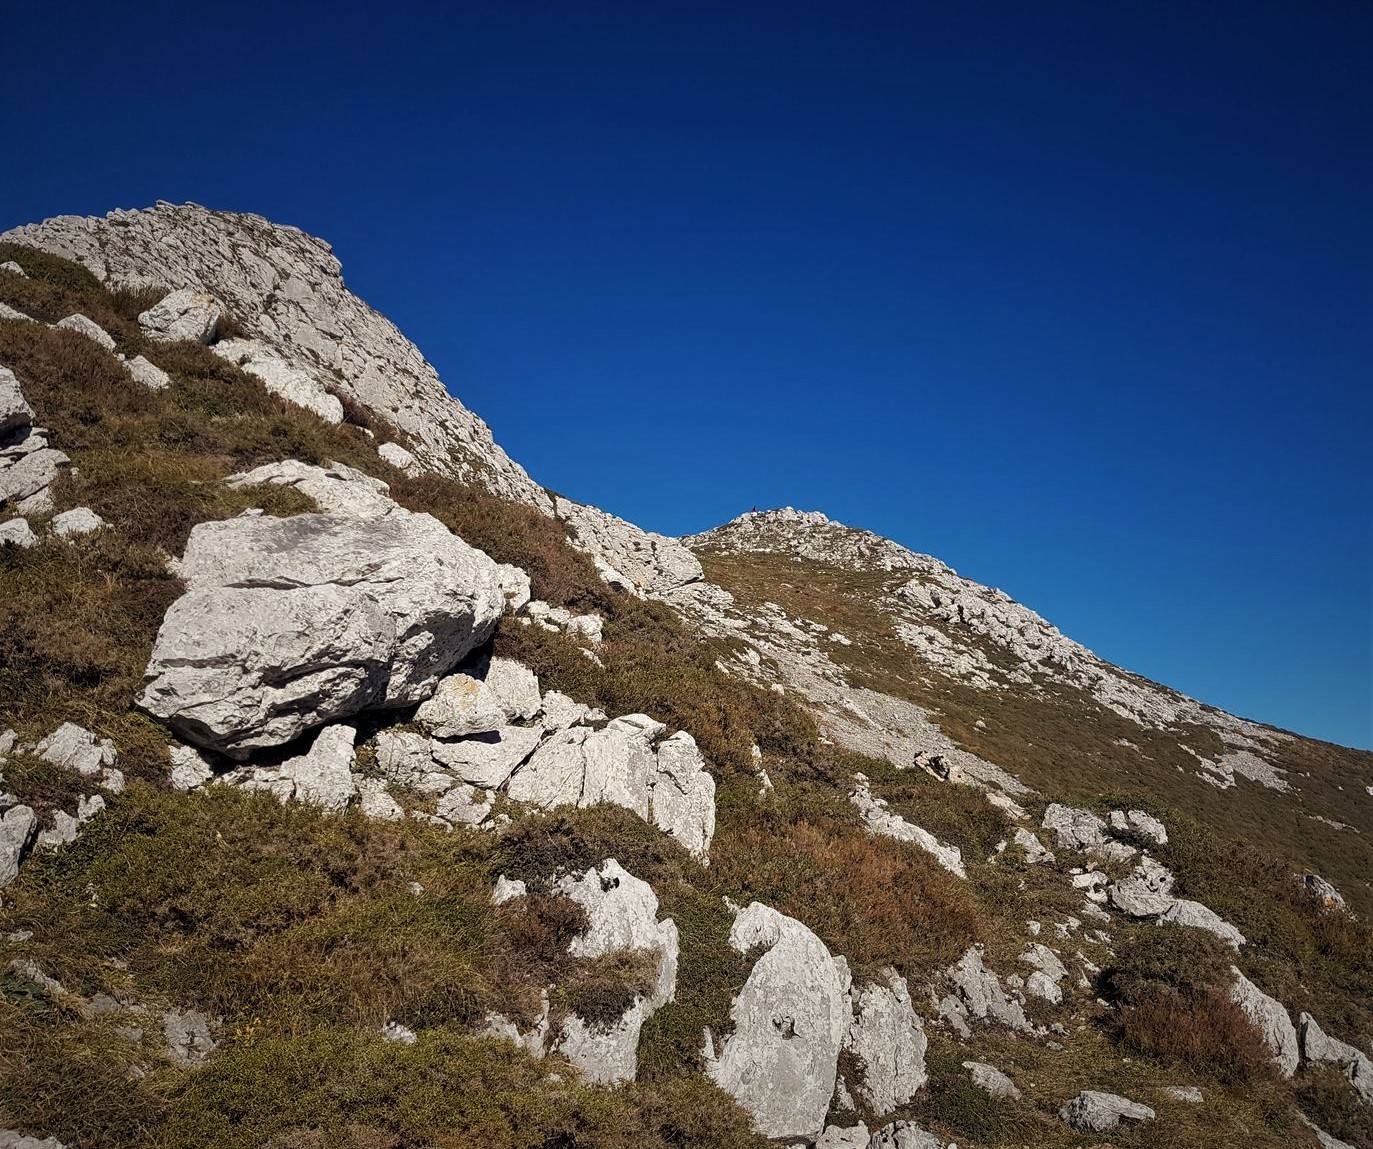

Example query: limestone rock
[168,745,214,791]
[815,1124,870,1149]
[1108,856,1177,918]
[223,724,358,811]
[430,726,544,789]
[539,690,604,731]
[1301,874,1347,914]
[34,795,105,851]
[1108,808,1168,845]
[0,367,33,438]
[705,901,850,1139]
[0,518,35,548]
[555,860,678,1084]
[416,657,541,738]
[4,204,549,508]
[0,1132,67,1149]
[138,287,222,343]
[51,507,104,537]
[0,805,37,887]
[491,875,527,905]
[1041,803,1133,862]
[555,496,702,596]
[124,354,170,390]
[1299,1013,1373,1104]
[508,716,716,859]
[1059,1090,1155,1133]
[1163,1085,1204,1103]
[866,1121,944,1149]
[378,441,419,472]
[226,459,395,519]
[942,946,1031,1033]
[163,1007,217,1065]
[1019,943,1068,1004]
[527,600,606,644]
[1011,827,1053,863]
[843,970,927,1115]
[851,775,965,878]
[138,509,509,757]
[55,313,116,350]
[381,1021,417,1044]
[0,260,26,277]
[434,783,492,826]
[1158,899,1246,948]
[35,723,116,777]
[1229,968,1298,1078]
[212,337,343,423]
[963,1060,1020,1099]
[0,446,69,507]
[356,777,404,821]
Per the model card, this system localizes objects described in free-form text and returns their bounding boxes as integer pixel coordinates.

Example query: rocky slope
[0,206,1370,1149]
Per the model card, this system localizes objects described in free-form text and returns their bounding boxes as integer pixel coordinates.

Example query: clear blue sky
[4,2,1370,748]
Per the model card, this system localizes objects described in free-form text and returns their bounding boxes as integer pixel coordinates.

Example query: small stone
[51,507,105,537]
[0,518,35,548]
[0,259,26,277]
[1059,1089,1155,1133]
[491,874,527,905]
[124,355,171,390]
[381,1021,417,1044]
[963,1060,1021,1099]
[35,723,115,777]
[55,313,116,350]
[162,1007,217,1065]
[1163,1085,1203,1103]
[0,806,38,887]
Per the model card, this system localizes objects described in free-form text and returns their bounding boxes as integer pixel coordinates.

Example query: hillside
[0,204,1369,1149]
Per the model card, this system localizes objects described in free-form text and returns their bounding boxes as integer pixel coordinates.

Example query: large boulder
[705,902,850,1139]
[138,510,512,757]
[939,946,1031,1033]
[843,970,928,1116]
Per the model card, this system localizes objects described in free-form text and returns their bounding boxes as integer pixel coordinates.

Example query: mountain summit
[0,206,1369,1149]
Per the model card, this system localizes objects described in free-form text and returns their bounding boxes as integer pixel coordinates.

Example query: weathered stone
[124,354,170,390]
[35,723,116,777]
[555,860,678,1084]
[138,509,509,757]
[1163,1084,1204,1103]
[555,496,702,596]
[943,946,1030,1033]
[1301,874,1347,914]
[0,260,25,277]
[0,446,68,506]
[378,441,420,472]
[434,783,491,826]
[1041,803,1133,861]
[963,1060,1020,1099]
[416,657,541,738]
[224,724,357,811]
[55,313,115,350]
[0,806,37,887]
[372,730,437,785]
[226,459,395,519]
[1158,899,1246,948]
[168,745,214,791]
[844,970,927,1116]
[356,777,404,821]
[483,989,550,1059]
[0,1130,68,1149]
[163,1007,217,1065]
[1108,808,1168,845]
[815,1124,870,1149]
[851,775,965,878]
[429,726,544,789]
[1011,827,1053,863]
[51,507,104,537]
[866,1121,944,1149]
[1059,1090,1155,1132]
[0,367,34,438]
[1108,856,1177,918]
[1299,1013,1373,1104]
[491,874,527,905]
[1229,968,1298,1077]
[212,337,344,423]
[35,794,105,851]
[1019,943,1068,1004]
[539,690,603,730]
[381,1021,417,1044]
[138,287,222,343]
[0,518,35,548]
[650,731,716,861]
[706,901,850,1139]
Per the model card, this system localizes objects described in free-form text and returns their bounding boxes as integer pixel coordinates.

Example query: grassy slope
[0,247,1368,1148]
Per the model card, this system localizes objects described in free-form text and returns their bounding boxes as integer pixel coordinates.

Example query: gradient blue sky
[4,2,1370,748]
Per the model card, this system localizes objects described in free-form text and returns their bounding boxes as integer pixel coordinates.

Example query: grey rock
[51,507,104,537]
[1011,826,1053,863]
[555,496,702,596]
[138,509,510,757]
[943,946,1031,1033]
[1108,856,1177,918]
[865,1121,944,1149]
[1042,803,1134,862]
[844,970,927,1116]
[35,722,116,777]
[124,354,170,390]
[223,724,357,811]
[816,1124,869,1149]
[1163,1085,1204,1103]
[491,874,527,905]
[0,367,34,438]
[5,204,549,507]
[55,313,116,350]
[0,1131,68,1149]
[0,518,35,548]
[416,657,541,738]
[1299,1013,1373,1104]
[434,783,491,826]
[356,777,404,821]
[1059,1089,1155,1132]
[0,260,26,277]
[851,775,965,878]
[0,805,37,887]
[163,1007,217,1065]
[138,287,222,343]
[372,729,437,786]
[212,337,344,423]
[0,446,69,506]
[1158,899,1246,948]
[226,459,395,519]
[35,794,104,851]
[1108,808,1168,845]
[381,1021,417,1044]
[378,441,420,472]
[1229,968,1298,1077]
[168,745,214,791]
[706,901,850,1139]
[963,1060,1021,1099]
[0,302,33,322]
[430,726,545,789]
[1301,874,1347,914]
[538,690,604,731]
[483,989,550,1060]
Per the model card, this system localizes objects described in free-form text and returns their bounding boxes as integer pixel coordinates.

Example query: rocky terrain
[0,204,1369,1149]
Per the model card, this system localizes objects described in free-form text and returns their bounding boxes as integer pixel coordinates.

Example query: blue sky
[4,2,1370,748]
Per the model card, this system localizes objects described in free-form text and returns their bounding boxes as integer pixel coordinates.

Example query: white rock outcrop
[1299,1013,1373,1104]
[212,337,344,424]
[939,946,1030,1033]
[1059,1090,1155,1133]
[555,496,701,596]
[416,657,541,738]
[51,507,104,537]
[706,901,851,1139]
[0,805,38,887]
[843,970,928,1116]
[507,716,715,859]
[55,313,116,350]
[1229,968,1298,1078]
[222,724,358,811]
[0,518,35,548]
[124,354,170,390]
[963,1060,1021,1099]
[139,287,222,343]
[138,508,514,757]
[851,774,965,878]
